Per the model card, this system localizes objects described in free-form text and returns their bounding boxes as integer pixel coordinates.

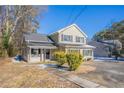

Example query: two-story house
[23,24,95,63]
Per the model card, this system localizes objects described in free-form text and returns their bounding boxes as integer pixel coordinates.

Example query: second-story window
[76,36,84,43]
[61,34,73,42]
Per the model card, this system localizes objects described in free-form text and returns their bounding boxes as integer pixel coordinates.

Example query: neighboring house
[88,41,109,57]
[22,24,95,63]
[101,40,122,50]
[89,40,122,57]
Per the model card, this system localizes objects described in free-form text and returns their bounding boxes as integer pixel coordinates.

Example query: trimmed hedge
[54,51,67,66]
[66,52,83,71]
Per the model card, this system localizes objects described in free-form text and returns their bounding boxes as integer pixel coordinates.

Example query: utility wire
[70,6,87,24]
[65,7,75,26]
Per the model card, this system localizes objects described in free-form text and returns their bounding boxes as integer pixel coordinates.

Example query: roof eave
[25,40,54,43]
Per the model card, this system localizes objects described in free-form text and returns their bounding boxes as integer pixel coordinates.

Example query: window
[76,36,84,43]
[31,49,40,57]
[61,34,73,42]
[67,49,80,53]
[83,50,92,56]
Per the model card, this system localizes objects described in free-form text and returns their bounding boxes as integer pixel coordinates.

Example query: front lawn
[0,58,79,88]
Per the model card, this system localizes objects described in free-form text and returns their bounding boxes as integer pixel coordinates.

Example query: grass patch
[0,58,79,88]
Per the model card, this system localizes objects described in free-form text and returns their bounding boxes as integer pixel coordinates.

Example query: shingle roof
[28,42,55,47]
[101,40,121,45]
[23,33,56,49]
[24,33,53,43]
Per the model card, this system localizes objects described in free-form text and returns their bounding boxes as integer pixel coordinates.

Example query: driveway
[78,61,124,87]
[94,57,124,62]
[37,61,124,88]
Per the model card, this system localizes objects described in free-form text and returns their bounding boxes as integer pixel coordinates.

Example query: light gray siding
[58,26,86,44]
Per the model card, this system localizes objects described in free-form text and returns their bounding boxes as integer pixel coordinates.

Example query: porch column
[50,49,51,60]
[80,49,83,55]
[65,48,68,54]
[44,49,46,62]
[40,49,42,61]
[28,47,31,62]
[92,49,94,60]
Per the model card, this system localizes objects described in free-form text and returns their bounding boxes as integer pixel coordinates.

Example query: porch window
[31,49,40,57]
[83,49,92,56]
[61,34,73,42]
[76,36,84,43]
[67,49,80,53]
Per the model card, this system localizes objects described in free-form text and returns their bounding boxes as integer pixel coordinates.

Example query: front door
[45,49,50,60]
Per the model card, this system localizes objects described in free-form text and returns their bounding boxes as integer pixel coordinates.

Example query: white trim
[83,49,94,60]
[59,43,95,49]
[60,42,86,45]
[82,45,96,49]
[58,42,86,45]
[28,46,57,49]
[25,40,53,43]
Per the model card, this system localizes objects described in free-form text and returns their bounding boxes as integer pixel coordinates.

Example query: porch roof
[81,45,96,49]
[27,42,57,49]
[64,44,96,49]
[24,32,53,43]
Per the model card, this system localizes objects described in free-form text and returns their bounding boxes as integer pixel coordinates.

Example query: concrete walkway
[45,67,106,88]
[55,72,106,88]
[64,75,106,88]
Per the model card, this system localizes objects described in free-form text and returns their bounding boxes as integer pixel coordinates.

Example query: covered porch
[59,44,95,60]
[27,45,57,63]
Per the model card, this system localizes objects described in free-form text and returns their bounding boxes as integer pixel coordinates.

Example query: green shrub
[66,52,83,71]
[54,51,67,66]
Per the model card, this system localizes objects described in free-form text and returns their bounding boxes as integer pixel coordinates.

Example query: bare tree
[0,5,47,57]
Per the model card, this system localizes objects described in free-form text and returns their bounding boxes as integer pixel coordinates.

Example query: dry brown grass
[70,62,96,74]
[74,65,96,74]
[0,58,79,88]
[0,58,11,65]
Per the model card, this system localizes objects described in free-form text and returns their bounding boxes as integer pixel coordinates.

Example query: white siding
[59,26,86,44]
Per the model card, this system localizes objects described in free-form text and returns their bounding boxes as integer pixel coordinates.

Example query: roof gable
[50,24,87,38]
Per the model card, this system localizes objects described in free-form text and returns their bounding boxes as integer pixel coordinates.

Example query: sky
[37,5,124,39]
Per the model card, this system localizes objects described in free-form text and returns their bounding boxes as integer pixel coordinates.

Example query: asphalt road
[78,61,124,87]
